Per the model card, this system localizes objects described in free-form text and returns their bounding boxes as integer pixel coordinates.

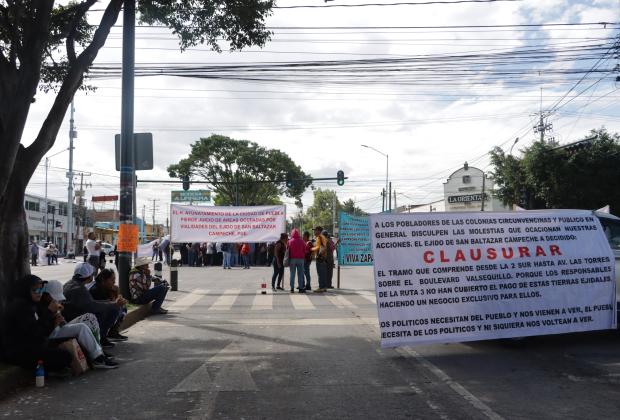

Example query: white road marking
[208,289,241,310]
[397,346,504,420]
[251,291,273,310]
[358,290,377,304]
[326,295,358,309]
[200,317,378,326]
[289,293,316,310]
[168,289,209,312]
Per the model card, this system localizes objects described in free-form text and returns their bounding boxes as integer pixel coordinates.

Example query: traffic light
[182,175,190,191]
[286,173,294,188]
[337,170,345,186]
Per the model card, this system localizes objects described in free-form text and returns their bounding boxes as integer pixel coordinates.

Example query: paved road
[3,263,620,419]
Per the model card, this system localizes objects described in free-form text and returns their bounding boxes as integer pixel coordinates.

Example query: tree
[305,188,341,234]
[167,135,310,206]
[0,1,274,316]
[341,198,367,216]
[490,128,620,211]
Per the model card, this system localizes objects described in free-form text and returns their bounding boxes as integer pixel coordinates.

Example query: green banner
[171,190,211,202]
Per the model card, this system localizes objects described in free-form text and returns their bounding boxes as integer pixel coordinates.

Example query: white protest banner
[170,205,286,243]
[370,210,616,348]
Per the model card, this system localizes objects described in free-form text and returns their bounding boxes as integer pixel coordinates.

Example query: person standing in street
[85,232,102,276]
[311,226,328,293]
[303,231,313,291]
[323,231,336,289]
[287,229,306,293]
[30,242,39,266]
[240,243,251,269]
[271,234,287,290]
[221,242,232,269]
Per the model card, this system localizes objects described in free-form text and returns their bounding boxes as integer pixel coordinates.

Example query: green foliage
[341,198,367,216]
[168,135,310,206]
[305,188,341,233]
[490,128,620,211]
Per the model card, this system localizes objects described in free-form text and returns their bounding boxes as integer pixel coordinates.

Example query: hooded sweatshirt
[63,275,117,320]
[287,229,306,259]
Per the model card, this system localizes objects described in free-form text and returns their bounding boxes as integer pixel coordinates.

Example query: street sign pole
[118,0,135,298]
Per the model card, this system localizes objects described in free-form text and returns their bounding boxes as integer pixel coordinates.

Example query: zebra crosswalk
[167,288,377,313]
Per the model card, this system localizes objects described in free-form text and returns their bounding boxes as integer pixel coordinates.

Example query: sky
[22,0,620,224]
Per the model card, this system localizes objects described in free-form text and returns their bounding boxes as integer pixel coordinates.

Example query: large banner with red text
[170,205,286,243]
[369,210,617,347]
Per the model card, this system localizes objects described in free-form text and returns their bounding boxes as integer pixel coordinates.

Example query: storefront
[443,163,510,212]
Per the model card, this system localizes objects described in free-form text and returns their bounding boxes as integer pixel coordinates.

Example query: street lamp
[509,137,519,155]
[361,144,389,211]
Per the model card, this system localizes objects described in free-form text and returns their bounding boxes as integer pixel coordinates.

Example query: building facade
[443,163,510,212]
[25,193,76,253]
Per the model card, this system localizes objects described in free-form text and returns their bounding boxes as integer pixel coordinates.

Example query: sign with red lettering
[369,210,616,347]
[170,204,286,243]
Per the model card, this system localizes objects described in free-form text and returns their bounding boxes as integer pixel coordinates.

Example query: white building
[25,193,76,253]
[443,163,510,212]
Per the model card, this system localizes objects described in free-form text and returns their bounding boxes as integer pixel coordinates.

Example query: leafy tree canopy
[305,188,341,234]
[341,198,367,216]
[168,135,311,206]
[490,128,620,212]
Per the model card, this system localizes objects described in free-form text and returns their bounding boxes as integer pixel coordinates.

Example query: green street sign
[171,190,211,203]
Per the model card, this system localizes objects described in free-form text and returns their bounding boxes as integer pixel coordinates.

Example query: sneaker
[151,307,169,315]
[290,289,295,293]
[101,338,115,349]
[103,350,115,359]
[92,356,119,369]
[298,289,306,294]
[108,332,129,342]
[313,288,326,293]
[277,286,284,290]
[305,286,312,291]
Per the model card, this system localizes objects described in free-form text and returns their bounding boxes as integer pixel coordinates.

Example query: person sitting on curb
[3,275,72,373]
[39,280,117,369]
[63,262,126,349]
[129,257,169,315]
[90,269,128,342]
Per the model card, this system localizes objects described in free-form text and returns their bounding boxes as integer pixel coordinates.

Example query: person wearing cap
[311,226,328,293]
[2,275,72,372]
[39,280,117,369]
[129,257,169,315]
[63,262,126,348]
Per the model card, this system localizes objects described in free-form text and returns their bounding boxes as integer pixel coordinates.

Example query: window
[25,201,40,212]
[599,218,620,250]
[462,175,471,184]
[58,203,67,216]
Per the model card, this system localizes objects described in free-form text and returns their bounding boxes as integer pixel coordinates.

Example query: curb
[0,303,152,398]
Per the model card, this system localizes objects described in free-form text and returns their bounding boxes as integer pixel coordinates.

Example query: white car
[595,212,620,304]
[100,242,115,256]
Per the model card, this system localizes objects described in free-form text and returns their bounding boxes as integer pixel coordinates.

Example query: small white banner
[170,205,286,243]
[369,210,616,347]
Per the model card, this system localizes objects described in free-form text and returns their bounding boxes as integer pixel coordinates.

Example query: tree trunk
[0,160,31,318]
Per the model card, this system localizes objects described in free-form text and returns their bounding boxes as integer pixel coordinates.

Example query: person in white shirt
[85,232,101,276]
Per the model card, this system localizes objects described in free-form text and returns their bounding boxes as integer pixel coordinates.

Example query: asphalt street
[2,260,620,419]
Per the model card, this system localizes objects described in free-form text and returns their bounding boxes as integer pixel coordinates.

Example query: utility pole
[481,173,486,212]
[44,157,49,241]
[393,190,397,212]
[67,100,76,255]
[388,182,392,212]
[142,204,146,242]
[332,194,337,235]
[381,189,385,212]
[534,88,553,143]
[118,0,136,298]
[150,199,160,240]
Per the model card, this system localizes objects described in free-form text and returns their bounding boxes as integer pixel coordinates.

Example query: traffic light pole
[118,0,135,298]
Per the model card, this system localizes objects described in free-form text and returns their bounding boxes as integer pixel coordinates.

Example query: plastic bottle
[35,360,45,388]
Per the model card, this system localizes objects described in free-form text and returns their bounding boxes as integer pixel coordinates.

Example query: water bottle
[35,360,45,388]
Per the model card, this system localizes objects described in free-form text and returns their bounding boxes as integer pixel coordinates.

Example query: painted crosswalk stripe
[251,291,273,310]
[169,289,209,312]
[326,295,358,309]
[209,289,241,310]
[289,293,316,310]
[358,290,377,304]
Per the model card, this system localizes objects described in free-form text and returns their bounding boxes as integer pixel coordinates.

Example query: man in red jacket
[287,229,306,293]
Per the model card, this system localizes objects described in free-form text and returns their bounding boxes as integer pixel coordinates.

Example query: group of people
[151,238,172,265]
[2,235,170,376]
[271,226,336,293]
[29,242,59,266]
[178,242,272,268]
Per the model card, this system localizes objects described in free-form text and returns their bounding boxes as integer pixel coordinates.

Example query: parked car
[595,212,620,304]
[100,242,115,256]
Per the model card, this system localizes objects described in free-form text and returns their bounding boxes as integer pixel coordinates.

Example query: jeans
[31,254,38,266]
[326,261,334,288]
[272,260,284,288]
[303,261,311,289]
[223,251,232,268]
[242,254,250,268]
[316,261,327,289]
[49,323,103,360]
[289,258,305,290]
[93,304,119,338]
[188,250,196,266]
[135,284,168,310]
